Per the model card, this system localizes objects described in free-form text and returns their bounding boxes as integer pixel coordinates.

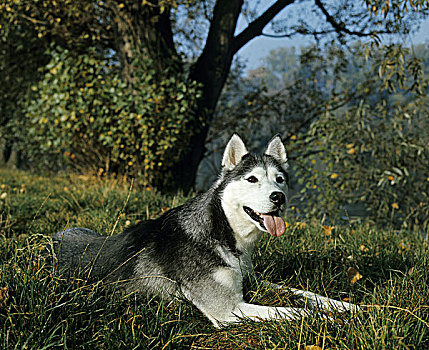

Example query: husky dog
[52,134,359,327]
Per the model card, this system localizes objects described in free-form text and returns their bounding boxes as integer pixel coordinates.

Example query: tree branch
[197,0,243,63]
[260,32,295,38]
[314,0,387,37]
[233,0,295,54]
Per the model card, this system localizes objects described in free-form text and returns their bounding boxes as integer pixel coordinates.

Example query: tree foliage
[0,0,428,192]
[295,97,428,232]
[22,46,200,188]
[293,43,429,231]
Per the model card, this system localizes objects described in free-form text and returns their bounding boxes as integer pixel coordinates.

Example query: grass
[0,167,428,349]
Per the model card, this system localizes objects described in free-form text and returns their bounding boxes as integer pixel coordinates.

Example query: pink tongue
[263,214,286,237]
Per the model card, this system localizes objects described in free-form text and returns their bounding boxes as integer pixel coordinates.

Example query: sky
[236,9,429,71]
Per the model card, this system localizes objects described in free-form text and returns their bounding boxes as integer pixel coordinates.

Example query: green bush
[21,46,201,188]
[292,97,429,232]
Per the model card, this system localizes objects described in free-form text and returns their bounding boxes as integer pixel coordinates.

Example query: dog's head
[219,134,289,238]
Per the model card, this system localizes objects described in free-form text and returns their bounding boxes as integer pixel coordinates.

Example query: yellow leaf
[348,148,356,155]
[398,241,407,251]
[347,267,363,284]
[306,346,322,350]
[296,222,307,229]
[359,244,369,252]
[0,287,10,307]
[392,202,399,209]
[322,225,334,235]
[330,173,339,179]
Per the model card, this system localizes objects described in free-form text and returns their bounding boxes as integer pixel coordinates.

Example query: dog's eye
[246,176,258,183]
[276,175,284,184]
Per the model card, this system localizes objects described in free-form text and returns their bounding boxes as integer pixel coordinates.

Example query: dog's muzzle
[243,206,286,237]
[269,191,286,207]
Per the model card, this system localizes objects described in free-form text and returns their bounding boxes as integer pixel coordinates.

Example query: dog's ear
[265,134,288,165]
[222,133,248,170]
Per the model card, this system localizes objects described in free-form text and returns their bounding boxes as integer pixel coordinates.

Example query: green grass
[0,167,428,349]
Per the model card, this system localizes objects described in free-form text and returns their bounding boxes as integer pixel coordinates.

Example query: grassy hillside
[0,168,428,349]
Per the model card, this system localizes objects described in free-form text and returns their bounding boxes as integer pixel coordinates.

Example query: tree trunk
[107,0,178,89]
[172,0,243,191]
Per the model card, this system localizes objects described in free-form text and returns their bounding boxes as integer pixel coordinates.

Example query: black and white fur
[51,134,359,327]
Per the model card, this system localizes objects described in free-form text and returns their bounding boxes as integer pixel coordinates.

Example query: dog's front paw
[319,298,362,314]
[289,288,361,314]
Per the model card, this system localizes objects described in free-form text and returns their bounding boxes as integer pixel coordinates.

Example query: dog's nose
[270,192,285,206]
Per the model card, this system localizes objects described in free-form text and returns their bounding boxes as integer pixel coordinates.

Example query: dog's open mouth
[243,206,286,237]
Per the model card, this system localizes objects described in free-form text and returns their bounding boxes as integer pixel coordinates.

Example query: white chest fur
[213,245,254,294]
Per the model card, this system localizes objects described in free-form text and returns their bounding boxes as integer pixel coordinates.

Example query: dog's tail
[48,228,119,280]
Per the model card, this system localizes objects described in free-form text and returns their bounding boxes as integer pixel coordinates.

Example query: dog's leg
[198,294,338,327]
[228,302,311,324]
[259,280,360,314]
[287,288,361,313]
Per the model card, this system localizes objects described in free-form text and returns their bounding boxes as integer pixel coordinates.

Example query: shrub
[292,97,429,232]
[21,46,201,188]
